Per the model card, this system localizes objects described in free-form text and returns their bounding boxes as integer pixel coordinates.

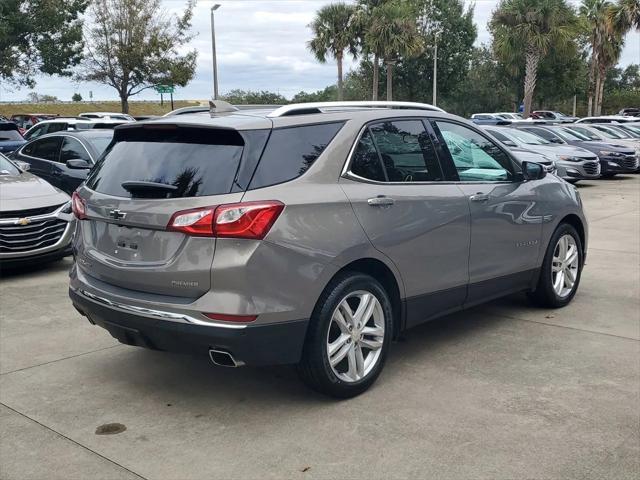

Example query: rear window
[0,126,23,142]
[248,122,343,189]
[86,127,244,198]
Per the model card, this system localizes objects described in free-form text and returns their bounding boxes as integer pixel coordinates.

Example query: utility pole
[211,4,221,100]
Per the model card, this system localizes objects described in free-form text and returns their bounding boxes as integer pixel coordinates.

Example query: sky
[1,0,639,102]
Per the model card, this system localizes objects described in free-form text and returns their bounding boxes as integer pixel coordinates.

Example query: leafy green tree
[72,93,82,102]
[80,0,197,113]
[308,3,359,101]
[388,0,477,105]
[0,0,88,87]
[491,0,577,117]
[221,90,288,105]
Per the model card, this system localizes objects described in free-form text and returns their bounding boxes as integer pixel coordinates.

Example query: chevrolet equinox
[69,101,588,398]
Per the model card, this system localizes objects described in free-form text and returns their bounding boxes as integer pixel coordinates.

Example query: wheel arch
[559,213,586,257]
[323,258,404,339]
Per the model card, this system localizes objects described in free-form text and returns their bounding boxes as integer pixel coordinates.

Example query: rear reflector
[203,312,257,323]
[167,201,284,239]
[71,191,87,219]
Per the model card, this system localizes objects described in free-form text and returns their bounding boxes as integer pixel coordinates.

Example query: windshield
[503,129,550,145]
[620,125,640,136]
[0,154,20,175]
[552,128,584,142]
[592,126,625,139]
[567,126,600,141]
[0,128,23,142]
[604,126,634,139]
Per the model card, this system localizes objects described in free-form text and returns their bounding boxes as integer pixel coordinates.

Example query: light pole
[432,30,441,107]
[211,4,221,99]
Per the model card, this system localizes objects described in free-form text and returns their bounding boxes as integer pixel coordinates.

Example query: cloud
[1,0,638,101]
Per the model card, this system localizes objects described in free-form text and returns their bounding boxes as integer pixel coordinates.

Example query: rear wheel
[297,272,393,398]
[529,223,583,308]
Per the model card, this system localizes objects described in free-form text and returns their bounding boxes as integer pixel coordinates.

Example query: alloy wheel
[552,234,579,298]
[326,290,385,383]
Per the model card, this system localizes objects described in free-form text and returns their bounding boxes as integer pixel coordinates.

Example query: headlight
[61,201,72,214]
[599,151,622,157]
[557,155,581,162]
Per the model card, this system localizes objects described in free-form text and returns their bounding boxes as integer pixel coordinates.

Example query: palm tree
[308,3,359,101]
[594,29,624,113]
[491,0,576,118]
[354,0,390,100]
[580,0,612,116]
[365,1,423,101]
[608,0,640,30]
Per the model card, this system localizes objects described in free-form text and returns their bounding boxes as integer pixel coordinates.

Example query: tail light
[167,201,284,239]
[71,191,87,219]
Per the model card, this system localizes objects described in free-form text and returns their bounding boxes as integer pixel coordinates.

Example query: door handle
[469,193,490,202]
[367,196,395,207]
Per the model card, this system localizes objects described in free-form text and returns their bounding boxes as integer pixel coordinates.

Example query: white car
[79,112,135,121]
[495,112,524,120]
[23,117,130,140]
[575,115,638,124]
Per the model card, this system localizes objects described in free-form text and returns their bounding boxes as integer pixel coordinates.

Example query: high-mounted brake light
[167,201,284,239]
[71,191,87,220]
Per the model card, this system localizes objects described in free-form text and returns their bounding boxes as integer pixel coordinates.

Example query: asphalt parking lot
[1,175,639,480]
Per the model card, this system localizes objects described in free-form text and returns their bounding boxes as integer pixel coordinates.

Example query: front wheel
[297,273,393,398]
[529,223,583,308]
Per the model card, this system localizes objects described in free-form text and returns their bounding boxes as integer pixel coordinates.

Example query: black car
[514,124,637,177]
[0,121,26,155]
[11,130,114,194]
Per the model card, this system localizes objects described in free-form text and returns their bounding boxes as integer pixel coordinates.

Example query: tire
[297,272,393,398]
[601,173,616,179]
[528,223,584,308]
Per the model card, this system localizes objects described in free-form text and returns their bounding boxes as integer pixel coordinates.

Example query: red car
[10,114,58,135]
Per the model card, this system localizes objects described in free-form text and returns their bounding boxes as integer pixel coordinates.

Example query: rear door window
[369,120,443,182]
[22,136,62,161]
[248,122,343,189]
[86,127,245,198]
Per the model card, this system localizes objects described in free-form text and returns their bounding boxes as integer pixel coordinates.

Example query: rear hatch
[76,122,269,298]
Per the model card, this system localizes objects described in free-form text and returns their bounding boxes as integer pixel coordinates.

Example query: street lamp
[211,4,221,99]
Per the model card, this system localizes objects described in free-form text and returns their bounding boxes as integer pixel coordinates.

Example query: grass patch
[0,101,204,118]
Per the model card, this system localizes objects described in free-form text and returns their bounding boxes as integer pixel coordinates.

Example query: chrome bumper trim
[72,287,248,330]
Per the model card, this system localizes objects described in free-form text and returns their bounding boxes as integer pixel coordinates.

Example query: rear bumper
[69,287,309,367]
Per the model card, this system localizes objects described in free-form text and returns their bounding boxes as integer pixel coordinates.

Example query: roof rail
[267,101,445,118]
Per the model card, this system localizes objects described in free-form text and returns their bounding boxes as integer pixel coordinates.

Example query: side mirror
[66,159,91,169]
[522,161,546,181]
[14,160,30,171]
[550,138,563,144]
[503,140,517,147]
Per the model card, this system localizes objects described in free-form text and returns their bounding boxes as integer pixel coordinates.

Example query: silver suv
[69,101,588,397]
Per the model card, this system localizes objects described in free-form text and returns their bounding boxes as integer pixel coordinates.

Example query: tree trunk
[593,70,601,115]
[337,52,344,101]
[120,92,129,114]
[386,60,395,101]
[522,46,540,118]
[587,41,598,117]
[597,65,606,115]
[372,53,379,101]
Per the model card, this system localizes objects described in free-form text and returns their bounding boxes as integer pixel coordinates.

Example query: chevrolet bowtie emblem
[109,209,126,220]
[16,218,30,226]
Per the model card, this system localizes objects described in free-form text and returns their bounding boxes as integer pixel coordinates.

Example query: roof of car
[122,103,459,131]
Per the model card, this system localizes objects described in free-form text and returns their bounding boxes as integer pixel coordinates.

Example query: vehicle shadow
[0,256,73,280]
[93,296,518,406]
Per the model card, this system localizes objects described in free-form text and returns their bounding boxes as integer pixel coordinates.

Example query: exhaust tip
[209,348,241,368]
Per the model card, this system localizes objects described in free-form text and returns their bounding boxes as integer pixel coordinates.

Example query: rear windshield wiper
[121,181,178,194]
